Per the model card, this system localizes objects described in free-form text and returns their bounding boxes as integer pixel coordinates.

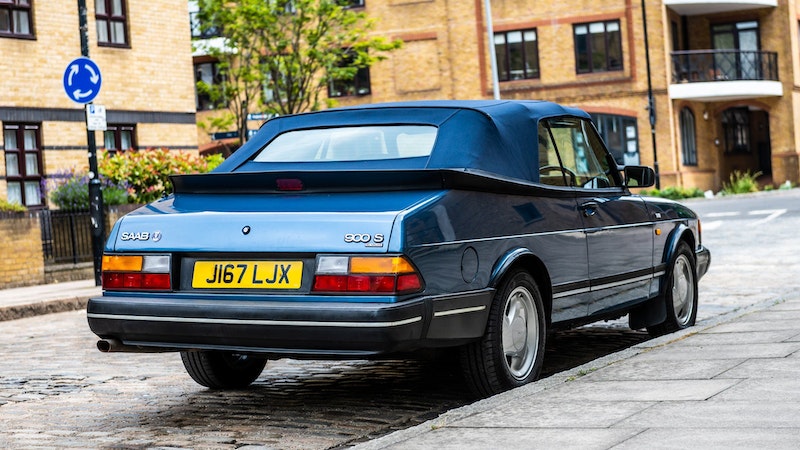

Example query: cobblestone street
[0,310,651,449]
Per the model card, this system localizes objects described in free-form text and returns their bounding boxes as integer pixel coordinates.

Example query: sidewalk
[0,279,100,321]
[355,296,800,450]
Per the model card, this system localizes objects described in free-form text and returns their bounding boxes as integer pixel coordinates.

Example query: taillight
[102,254,172,291]
[312,255,423,294]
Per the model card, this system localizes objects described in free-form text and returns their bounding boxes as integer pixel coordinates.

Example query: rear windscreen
[252,125,437,162]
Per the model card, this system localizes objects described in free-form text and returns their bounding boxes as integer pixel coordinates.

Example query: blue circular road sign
[63,57,102,104]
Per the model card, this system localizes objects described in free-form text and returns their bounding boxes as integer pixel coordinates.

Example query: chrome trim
[433,305,486,317]
[591,274,653,291]
[87,313,422,328]
[553,287,591,299]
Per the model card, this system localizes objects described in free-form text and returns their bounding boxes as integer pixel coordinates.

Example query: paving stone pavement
[355,296,800,450]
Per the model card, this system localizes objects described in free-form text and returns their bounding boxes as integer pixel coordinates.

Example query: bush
[0,198,26,212]
[721,170,761,195]
[48,170,129,210]
[99,149,223,204]
[640,186,704,200]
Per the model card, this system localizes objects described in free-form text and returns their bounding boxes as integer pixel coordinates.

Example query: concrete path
[0,279,99,321]
[355,296,800,450]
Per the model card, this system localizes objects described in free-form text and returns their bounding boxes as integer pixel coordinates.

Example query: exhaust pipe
[96,339,172,353]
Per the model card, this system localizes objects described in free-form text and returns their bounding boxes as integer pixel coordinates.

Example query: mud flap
[628,296,667,330]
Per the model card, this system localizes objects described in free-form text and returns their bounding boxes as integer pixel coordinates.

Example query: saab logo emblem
[120,231,161,242]
[344,233,384,247]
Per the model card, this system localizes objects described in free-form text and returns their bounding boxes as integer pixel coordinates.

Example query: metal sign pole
[78,0,105,286]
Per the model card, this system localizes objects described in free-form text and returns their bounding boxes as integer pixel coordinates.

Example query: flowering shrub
[48,169,129,210]
[99,148,223,204]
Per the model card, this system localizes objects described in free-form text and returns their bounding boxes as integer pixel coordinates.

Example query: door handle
[580,201,599,217]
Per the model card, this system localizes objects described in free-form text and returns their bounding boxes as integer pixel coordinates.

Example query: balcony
[664,0,777,16]
[669,50,782,102]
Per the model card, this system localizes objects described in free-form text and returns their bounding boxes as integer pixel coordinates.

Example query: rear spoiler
[171,169,576,198]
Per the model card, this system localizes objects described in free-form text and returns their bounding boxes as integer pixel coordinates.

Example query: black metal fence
[671,50,778,84]
[39,209,94,265]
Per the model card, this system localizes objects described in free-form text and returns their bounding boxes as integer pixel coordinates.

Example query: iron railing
[39,209,93,265]
[671,50,778,84]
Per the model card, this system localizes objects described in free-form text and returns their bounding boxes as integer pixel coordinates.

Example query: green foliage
[99,149,222,204]
[195,0,402,138]
[0,198,26,212]
[721,170,761,195]
[48,170,129,210]
[640,186,704,200]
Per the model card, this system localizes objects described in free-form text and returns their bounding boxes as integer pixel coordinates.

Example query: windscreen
[253,125,438,163]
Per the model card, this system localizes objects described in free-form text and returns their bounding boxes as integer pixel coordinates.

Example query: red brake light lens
[102,254,172,291]
[312,256,423,295]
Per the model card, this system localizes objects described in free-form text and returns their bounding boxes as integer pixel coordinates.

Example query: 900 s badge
[344,233,384,247]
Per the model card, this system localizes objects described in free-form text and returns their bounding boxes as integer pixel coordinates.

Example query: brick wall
[0,212,45,288]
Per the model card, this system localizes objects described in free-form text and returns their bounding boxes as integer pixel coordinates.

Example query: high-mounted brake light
[312,256,423,294]
[102,254,172,291]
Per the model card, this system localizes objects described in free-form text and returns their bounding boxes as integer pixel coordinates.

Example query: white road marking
[748,209,787,227]
[701,209,786,230]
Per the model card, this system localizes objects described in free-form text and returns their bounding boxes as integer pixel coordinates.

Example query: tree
[196,0,402,142]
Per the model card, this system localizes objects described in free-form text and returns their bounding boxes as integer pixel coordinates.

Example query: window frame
[327,51,371,98]
[590,113,639,166]
[0,0,35,39]
[3,123,44,208]
[494,28,540,81]
[95,0,129,48]
[679,108,698,166]
[103,124,137,155]
[195,60,224,110]
[573,20,623,74]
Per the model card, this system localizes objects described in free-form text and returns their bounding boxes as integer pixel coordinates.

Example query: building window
[494,29,539,81]
[721,107,750,154]
[679,108,697,166]
[3,123,43,208]
[343,0,365,8]
[590,113,639,166]
[188,0,220,39]
[95,0,128,46]
[103,124,136,154]
[574,20,622,73]
[195,61,224,110]
[0,0,34,38]
[328,52,371,98]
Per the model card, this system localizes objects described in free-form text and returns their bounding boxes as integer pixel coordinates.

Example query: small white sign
[86,104,107,131]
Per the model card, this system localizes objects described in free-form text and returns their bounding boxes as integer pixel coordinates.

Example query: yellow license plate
[192,261,303,289]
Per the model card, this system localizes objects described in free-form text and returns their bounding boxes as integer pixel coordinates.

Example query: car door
[535,122,592,323]
[544,117,654,316]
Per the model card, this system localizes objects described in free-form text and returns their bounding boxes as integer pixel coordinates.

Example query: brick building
[194,0,794,192]
[1,0,198,209]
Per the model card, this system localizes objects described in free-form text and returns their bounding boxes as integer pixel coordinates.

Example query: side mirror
[624,166,656,188]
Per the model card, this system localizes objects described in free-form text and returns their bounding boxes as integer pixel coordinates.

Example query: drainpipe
[641,0,661,189]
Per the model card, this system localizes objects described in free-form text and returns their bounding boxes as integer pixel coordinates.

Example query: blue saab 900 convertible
[87,100,710,397]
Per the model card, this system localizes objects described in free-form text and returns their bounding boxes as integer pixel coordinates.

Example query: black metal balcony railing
[671,50,778,83]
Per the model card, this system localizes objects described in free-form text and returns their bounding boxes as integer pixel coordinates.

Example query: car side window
[536,123,569,186]
[545,118,620,189]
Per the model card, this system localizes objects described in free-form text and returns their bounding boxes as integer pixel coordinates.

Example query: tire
[460,270,546,398]
[180,351,267,389]
[647,242,698,337]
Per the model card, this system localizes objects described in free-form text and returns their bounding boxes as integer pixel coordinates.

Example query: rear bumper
[87,289,493,357]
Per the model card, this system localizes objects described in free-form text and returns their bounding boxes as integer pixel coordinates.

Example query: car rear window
[252,125,437,163]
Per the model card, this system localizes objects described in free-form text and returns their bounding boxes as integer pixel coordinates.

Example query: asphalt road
[1,189,798,449]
